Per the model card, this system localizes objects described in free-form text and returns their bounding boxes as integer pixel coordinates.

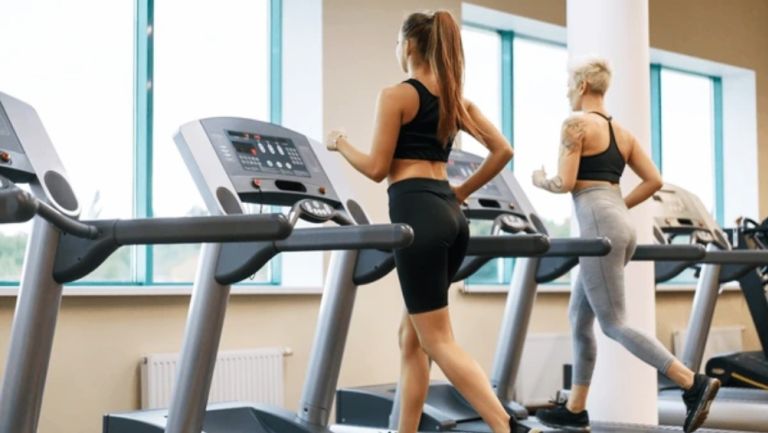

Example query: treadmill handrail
[215,224,415,285]
[109,214,293,245]
[453,236,604,283]
[53,213,293,283]
[632,244,706,261]
[545,237,612,256]
[464,234,550,257]
[274,224,414,252]
[36,201,99,238]
[700,250,768,265]
[0,181,37,224]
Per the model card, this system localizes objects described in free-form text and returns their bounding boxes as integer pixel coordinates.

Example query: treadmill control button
[0,152,10,163]
[318,187,326,195]
[252,178,261,188]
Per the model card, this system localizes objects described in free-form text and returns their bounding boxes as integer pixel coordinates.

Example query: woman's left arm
[532,115,584,194]
[327,87,402,183]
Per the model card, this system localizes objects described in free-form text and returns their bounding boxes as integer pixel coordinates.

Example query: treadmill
[705,217,768,390]
[335,172,762,433]
[103,119,553,433]
[656,192,768,432]
[0,93,296,433]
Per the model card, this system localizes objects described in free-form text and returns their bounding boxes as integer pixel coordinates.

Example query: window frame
[461,24,726,291]
[651,64,725,225]
[0,0,284,288]
[135,0,284,287]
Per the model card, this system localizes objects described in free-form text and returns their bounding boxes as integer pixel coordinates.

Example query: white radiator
[515,333,573,406]
[141,347,289,409]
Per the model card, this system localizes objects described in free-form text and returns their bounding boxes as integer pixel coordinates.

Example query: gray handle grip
[108,213,293,245]
[701,250,768,265]
[0,183,36,224]
[275,224,414,252]
[632,244,706,261]
[545,237,612,257]
[465,234,550,257]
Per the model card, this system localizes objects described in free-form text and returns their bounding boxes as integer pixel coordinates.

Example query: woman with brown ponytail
[326,9,518,433]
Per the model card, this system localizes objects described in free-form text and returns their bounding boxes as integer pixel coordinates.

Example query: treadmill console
[227,131,311,178]
[651,184,729,248]
[448,150,540,233]
[0,100,35,183]
[177,118,343,209]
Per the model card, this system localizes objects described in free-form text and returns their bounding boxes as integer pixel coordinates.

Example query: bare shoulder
[376,83,417,109]
[383,82,417,99]
[462,98,477,112]
[561,114,588,149]
[604,118,639,154]
[606,118,634,139]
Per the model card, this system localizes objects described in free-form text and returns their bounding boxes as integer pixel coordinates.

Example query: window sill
[0,285,324,297]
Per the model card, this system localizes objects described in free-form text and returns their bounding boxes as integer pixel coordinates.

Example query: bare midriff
[388,158,448,185]
[573,179,620,193]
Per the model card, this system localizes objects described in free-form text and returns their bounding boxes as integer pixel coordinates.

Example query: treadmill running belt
[457,419,752,433]
[590,421,753,432]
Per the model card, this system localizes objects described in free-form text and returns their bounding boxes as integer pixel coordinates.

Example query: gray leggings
[571,186,675,385]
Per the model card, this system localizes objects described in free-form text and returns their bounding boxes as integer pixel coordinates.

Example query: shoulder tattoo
[561,117,586,152]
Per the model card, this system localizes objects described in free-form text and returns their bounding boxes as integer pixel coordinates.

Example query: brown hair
[401,10,481,144]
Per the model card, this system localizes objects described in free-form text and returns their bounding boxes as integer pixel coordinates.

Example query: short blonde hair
[569,57,612,95]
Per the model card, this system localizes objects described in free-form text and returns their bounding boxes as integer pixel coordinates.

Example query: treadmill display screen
[447,159,509,197]
[227,130,310,178]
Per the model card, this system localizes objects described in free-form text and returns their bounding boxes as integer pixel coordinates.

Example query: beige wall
[2,1,766,432]
[649,0,768,218]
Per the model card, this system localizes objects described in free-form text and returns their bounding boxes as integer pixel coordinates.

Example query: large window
[461,27,502,157]
[656,67,720,218]
[0,0,321,289]
[460,26,724,289]
[461,27,509,283]
[461,28,573,287]
[512,37,572,236]
[0,0,134,282]
[152,0,271,283]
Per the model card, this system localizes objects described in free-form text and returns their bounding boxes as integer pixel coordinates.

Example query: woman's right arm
[624,134,663,209]
[453,100,513,202]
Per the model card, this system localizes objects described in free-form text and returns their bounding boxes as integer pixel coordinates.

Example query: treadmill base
[658,387,768,432]
[103,402,332,433]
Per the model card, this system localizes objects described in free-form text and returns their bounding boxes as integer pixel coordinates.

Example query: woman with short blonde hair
[532,57,720,433]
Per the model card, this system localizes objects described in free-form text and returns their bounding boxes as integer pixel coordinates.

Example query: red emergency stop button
[252,178,261,188]
[0,152,10,163]
[318,187,326,195]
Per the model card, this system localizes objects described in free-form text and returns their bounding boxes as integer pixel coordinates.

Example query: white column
[567,0,658,424]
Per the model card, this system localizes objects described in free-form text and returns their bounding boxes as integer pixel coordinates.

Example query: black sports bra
[576,112,626,183]
[393,79,453,162]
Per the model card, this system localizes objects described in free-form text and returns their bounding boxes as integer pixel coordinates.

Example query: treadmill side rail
[53,213,292,283]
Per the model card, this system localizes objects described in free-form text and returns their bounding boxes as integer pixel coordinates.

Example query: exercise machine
[657,195,768,432]
[335,166,757,432]
[0,92,295,433]
[103,119,552,433]
[705,217,768,389]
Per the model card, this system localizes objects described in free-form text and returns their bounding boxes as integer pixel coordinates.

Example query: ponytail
[427,10,480,144]
[401,10,482,145]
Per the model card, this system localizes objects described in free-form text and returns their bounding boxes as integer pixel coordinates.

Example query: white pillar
[567,0,658,424]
